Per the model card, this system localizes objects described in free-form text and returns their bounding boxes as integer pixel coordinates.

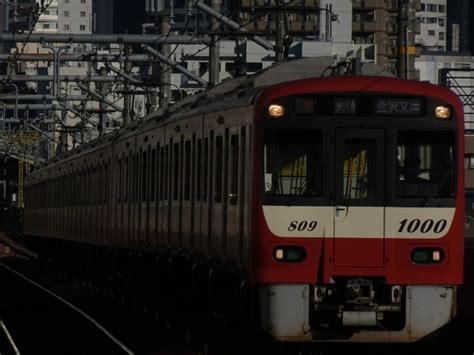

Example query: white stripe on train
[262,206,455,239]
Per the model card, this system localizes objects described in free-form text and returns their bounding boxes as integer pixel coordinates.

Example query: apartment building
[416,0,447,51]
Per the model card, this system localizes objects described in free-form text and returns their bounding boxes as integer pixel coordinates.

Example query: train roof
[145,56,394,120]
[31,57,394,174]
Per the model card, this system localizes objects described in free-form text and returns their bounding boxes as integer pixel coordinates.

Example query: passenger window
[124,156,129,202]
[133,153,139,202]
[150,148,156,202]
[397,131,455,198]
[142,150,148,202]
[184,140,191,201]
[264,130,323,196]
[229,134,239,205]
[117,157,122,203]
[203,138,209,201]
[215,136,223,203]
[173,142,180,201]
[342,138,376,201]
[196,139,202,201]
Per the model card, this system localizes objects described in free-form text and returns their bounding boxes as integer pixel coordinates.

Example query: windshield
[264,130,323,197]
[396,131,455,199]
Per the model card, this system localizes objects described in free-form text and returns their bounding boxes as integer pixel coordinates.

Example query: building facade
[416,0,447,51]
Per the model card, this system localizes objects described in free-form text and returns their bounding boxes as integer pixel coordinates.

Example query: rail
[0,319,21,355]
[0,263,135,355]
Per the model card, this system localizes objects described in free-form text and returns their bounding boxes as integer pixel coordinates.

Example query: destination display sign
[374,98,423,115]
[334,98,357,115]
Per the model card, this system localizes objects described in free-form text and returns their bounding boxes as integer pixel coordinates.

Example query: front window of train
[396,130,455,199]
[264,130,323,198]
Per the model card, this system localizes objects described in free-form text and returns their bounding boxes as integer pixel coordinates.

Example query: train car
[23,57,465,343]
[0,155,19,211]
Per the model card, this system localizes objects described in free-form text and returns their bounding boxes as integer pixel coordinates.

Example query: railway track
[1,228,473,354]
[0,259,135,354]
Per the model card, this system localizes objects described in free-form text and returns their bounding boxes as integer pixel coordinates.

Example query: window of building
[64,11,69,17]
[439,32,445,40]
[199,62,208,76]
[81,11,86,17]
[427,4,437,12]
[80,25,86,31]
[465,155,474,169]
[427,17,437,24]
[439,18,445,26]
[247,62,263,72]
[428,30,435,36]
[64,24,69,31]
[43,24,49,29]
[454,63,470,69]
[439,5,446,12]
[365,11,375,22]
[80,0,86,3]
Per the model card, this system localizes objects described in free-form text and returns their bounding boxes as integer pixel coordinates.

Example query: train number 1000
[398,218,448,234]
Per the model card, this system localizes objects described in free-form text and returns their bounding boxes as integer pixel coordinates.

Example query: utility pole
[209,0,221,87]
[398,0,416,79]
[96,66,108,136]
[123,45,132,125]
[274,0,285,62]
[160,15,171,108]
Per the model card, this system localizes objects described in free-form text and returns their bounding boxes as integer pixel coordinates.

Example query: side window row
[28,126,247,209]
[27,160,109,208]
[114,128,246,206]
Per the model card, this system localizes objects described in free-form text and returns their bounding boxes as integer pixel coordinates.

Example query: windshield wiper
[285,165,319,206]
[286,178,308,206]
[418,170,452,207]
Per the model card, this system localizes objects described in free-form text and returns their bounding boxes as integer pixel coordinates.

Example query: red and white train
[24,57,465,343]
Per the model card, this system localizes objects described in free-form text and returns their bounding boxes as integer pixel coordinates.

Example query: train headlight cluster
[268,104,285,118]
[435,105,451,120]
[411,247,444,264]
[273,246,307,262]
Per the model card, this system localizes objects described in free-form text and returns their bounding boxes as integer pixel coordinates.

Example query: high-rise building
[351,0,399,73]
[114,0,145,34]
[93,0,113,34]
[446,0,471,53]
[143,0,353,99]
[416,0,447,51]
[59,0,93,34]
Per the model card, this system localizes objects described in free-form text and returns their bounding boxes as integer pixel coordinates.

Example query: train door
[200,123,214,256]
[155,128,166,248]
[146,130,160,249]
[168,130,183,248]
[333,128,385,268]
[138,140,150,248]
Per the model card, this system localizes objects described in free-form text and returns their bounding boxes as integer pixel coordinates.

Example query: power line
[158,0,303,79]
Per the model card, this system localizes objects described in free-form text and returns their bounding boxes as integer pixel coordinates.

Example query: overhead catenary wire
[6,0,54,78]
[158,0,302,80]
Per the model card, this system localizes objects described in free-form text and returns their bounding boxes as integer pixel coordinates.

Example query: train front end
[250,76,465,342]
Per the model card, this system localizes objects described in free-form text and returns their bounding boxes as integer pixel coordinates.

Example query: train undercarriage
[258,279,456,343]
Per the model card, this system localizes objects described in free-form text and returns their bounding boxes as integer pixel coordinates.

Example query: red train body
[24,58,465,343]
